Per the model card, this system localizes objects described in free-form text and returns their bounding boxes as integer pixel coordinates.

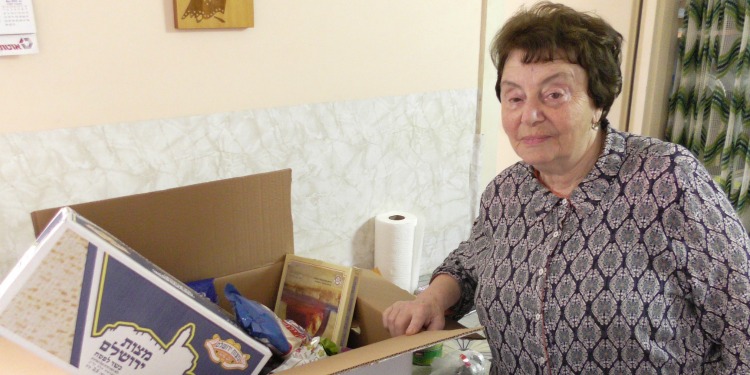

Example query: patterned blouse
[434,128,750,374]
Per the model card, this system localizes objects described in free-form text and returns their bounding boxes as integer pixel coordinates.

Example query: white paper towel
[374,211,424,293]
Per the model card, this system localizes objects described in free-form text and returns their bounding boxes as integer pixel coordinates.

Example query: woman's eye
[543,90,569,104]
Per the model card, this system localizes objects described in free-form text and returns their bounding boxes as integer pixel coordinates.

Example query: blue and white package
[187,278,218,303]
[225,283,308,358]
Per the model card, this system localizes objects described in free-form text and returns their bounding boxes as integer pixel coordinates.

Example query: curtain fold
[666,0,750,229]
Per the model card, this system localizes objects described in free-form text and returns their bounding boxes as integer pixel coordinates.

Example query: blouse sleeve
[667,147,750,372]
[432,179,496,320]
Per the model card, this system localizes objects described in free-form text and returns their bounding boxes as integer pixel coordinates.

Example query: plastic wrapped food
[430,349,487,375]
[186,278,218,303]
[271,337,329,373]
[225,283,308,358]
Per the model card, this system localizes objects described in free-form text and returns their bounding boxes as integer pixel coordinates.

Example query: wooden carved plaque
[174,0,254,29]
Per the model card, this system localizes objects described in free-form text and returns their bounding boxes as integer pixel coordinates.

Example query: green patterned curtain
[666,0,750,229]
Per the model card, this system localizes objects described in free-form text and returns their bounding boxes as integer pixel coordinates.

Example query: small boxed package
[9,169,480,374]
[0,207,272,374]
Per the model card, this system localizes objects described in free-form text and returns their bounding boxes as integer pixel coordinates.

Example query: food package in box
[0,207,272,374]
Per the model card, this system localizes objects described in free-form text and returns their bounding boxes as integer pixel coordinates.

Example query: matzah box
[0,207,272,375]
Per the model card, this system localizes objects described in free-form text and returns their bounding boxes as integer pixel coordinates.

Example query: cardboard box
[18,168,480,374]
[0,207,272,374]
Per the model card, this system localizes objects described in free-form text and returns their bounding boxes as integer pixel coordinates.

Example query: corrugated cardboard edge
[280,327,482,375]
[29,169,294,282]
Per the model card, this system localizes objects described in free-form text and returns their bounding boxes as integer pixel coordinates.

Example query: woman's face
[499,49,602,174]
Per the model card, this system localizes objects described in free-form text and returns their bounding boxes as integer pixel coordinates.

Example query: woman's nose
[521,101,544,125]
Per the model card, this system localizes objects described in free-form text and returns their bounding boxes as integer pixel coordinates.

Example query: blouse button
[538,356,546,364]
[552,231,559,238]
[537,268,545,276]
[561,199,568,206]
[535,313,541,321]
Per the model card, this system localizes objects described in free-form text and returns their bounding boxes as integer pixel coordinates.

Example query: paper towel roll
[374,211,424,293]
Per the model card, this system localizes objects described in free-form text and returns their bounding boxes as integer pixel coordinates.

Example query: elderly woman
[383,2,750,374]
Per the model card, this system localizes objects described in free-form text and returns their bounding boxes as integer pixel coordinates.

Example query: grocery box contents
[11,169,481,374]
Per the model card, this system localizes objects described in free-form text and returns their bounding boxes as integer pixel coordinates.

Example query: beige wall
[0,1,481,133]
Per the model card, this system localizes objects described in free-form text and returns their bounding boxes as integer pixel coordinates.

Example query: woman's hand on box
[381,274,461,337]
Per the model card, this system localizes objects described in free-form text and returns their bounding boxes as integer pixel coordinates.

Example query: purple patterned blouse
[434,128,750,374]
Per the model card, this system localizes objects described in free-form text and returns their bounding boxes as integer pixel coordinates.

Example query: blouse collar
[522,127,626,218]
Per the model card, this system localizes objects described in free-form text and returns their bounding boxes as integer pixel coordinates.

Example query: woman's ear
[592,109,603,124]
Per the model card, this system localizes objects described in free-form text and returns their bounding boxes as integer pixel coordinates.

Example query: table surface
[0,337,69,374]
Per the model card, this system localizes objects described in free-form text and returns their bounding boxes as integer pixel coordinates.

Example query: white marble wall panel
[0,89,481,280]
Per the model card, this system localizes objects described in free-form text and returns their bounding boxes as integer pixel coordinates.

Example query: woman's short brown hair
[491,2,623,128]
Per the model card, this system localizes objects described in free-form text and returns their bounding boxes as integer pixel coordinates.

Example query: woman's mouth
[521,136,549,145]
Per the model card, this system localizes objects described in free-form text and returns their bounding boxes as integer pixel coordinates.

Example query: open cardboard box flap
[30,169,482,374]
[31,169,294,283]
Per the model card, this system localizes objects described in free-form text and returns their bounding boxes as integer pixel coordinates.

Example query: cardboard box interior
[29,169,481,374]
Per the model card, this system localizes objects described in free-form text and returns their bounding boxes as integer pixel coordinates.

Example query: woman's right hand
[381,274,461,337]
[382,294,446,337]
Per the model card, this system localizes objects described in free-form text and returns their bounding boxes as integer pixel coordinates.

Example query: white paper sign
[0,0,37,56]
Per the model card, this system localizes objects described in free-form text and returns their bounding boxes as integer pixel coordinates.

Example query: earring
[591,109,603,130]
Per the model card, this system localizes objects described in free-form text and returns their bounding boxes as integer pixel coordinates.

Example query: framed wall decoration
[174,0,254,29]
